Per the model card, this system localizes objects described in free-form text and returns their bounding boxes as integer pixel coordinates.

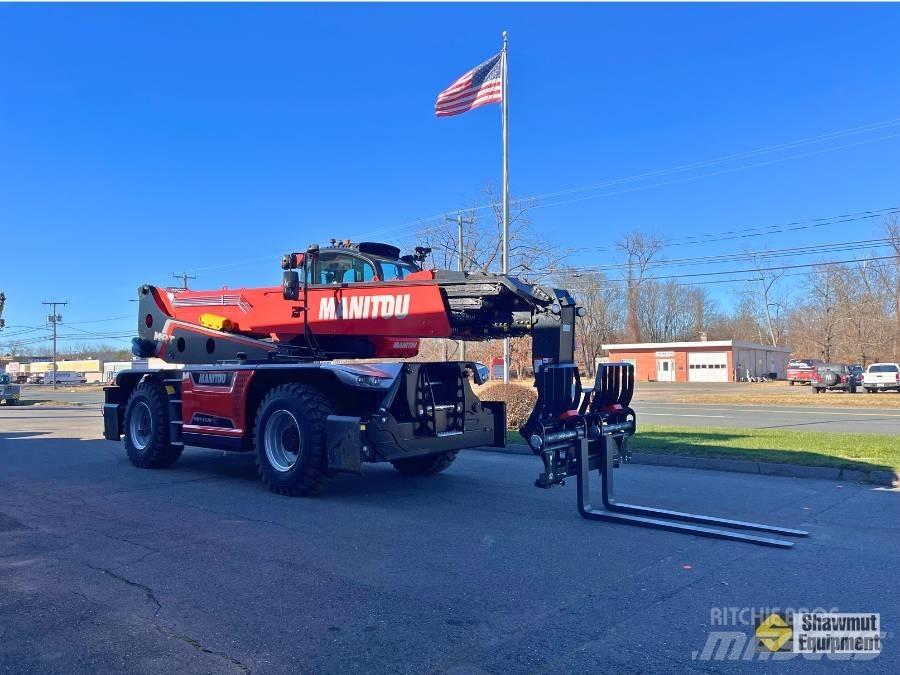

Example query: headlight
[356,375,382,387]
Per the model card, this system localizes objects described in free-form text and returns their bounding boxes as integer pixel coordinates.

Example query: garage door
[688,352,729,382]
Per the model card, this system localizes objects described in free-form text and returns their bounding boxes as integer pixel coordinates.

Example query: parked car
[26,373,45,384]
[811,364,856,394]
[787,358,823,385]
[849,364,864,387]
[0,373,21,405]
[41,371,87,385]
[862,363,900,393]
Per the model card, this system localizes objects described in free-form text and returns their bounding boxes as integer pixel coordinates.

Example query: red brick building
[601,340,793,383]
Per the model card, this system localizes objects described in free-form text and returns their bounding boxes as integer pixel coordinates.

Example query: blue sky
[2,3,900,351]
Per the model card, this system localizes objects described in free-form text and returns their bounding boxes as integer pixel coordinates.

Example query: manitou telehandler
[103,241,807,547]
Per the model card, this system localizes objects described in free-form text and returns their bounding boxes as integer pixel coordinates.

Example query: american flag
[435,52,503,117]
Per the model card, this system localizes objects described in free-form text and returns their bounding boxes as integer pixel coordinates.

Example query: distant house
[602,340,793,383]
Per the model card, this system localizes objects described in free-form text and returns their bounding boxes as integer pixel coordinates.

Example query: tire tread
[253,382,334,496]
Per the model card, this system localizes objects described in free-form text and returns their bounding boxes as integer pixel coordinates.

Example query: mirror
[282,270,300,301]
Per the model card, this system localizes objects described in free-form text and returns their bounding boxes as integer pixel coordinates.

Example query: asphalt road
[1,405,898,673]
[16,386,900,434]
[633,401,900,434]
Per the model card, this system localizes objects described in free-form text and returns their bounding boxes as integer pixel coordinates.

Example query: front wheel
[254,383,334,496]
[123,379,182,468]
[391,450,459,476]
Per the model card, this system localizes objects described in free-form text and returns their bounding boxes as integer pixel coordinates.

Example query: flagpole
[501,30,511,384]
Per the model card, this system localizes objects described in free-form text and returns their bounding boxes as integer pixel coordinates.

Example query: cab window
[313,252,376,284]
[378,260,418,281]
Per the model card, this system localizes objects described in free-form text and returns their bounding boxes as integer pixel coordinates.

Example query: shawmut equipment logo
[318,294,411,321]
[693,607,884,662]
[755,613,792,652]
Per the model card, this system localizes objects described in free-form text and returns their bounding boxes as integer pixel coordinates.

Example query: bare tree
[417,185,566,362]
[617,232,661,342]
[561,272,624,377]
[420,185,564,277]
[748,255,786,347]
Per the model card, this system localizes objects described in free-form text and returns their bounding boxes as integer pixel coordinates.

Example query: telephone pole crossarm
[41,300,68,390]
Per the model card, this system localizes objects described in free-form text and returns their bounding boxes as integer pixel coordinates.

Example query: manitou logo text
[196,372,229,386]
[318,294,411,321]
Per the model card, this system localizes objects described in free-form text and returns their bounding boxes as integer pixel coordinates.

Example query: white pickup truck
[0,372,21,405]
[862,363,900,393]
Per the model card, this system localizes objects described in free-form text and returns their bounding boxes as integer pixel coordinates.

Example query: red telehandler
[103,241,807,547]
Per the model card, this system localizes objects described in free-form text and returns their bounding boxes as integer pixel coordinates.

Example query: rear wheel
[391,450,459,476]
[254,383,334,496]
[789,380,795,386]
[123,379,182,468]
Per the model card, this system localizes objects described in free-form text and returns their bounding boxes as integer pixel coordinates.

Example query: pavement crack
[87,564,162,617]
[154,625,251,674]
[91,529,164,556]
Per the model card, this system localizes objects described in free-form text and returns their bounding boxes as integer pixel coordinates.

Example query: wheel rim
[264,410,302,472]
[129,401,153,450]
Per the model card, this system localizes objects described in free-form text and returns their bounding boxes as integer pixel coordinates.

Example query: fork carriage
[523,302,808,548]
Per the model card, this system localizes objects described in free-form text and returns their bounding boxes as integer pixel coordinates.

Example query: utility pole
[172,272,197,290]
[444,212,476,361]
[42,301,68,390]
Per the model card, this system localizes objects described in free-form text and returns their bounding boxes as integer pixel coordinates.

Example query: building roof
[602,340,793,353]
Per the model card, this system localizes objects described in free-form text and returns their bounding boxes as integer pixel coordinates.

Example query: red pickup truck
[787,359,823,385]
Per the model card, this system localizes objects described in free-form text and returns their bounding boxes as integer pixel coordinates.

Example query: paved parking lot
[1,404,898,673]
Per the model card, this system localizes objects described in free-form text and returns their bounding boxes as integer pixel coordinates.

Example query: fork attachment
[524,357,809,548]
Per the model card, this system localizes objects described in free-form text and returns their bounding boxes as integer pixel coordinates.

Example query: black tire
[123,379,182,468]
[812,387,822,394]
[391,450,459,476]
[789,380,795,386]
[253,383,334,496]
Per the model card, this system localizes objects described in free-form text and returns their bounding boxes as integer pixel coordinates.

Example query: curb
[475,443,899,488]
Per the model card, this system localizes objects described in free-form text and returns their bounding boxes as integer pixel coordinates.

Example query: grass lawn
[506,426,900,472]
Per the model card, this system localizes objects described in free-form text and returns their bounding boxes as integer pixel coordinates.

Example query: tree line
[418,189,900,376]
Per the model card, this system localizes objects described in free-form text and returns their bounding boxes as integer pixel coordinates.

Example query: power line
[568,205,900,254]
[525,132,900,213]
[360,118,900,239]
[542,237,893,274]
[554,255,898,286]
[183,117,900,275]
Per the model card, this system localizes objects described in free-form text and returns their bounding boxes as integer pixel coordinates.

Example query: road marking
[637,405,900,418]
[640,413,728,419]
